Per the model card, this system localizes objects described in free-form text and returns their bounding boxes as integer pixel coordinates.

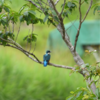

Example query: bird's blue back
[43,54,50,67]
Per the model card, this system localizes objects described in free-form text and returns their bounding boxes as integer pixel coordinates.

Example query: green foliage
[0,31,14,46]
[23,34,37,43]
[66,87,97,100]
[62,1,77,17]
[92,2,100,15]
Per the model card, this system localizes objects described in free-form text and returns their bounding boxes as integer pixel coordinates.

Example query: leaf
[31,34,37,42]
[23,34,37,42]
[0,34,7,46]
[92,3,100,9]
[63,11,68,17]
[28,10,36,15]
[27,38,31,43]
[47,18,56,26]
[66,95,73,100]
[0,31,2,34]
[2,40,7,46]
[0,7,2,12]
[19,15,24,22]
[31,19,39,24]
[24,11,29,16]
[49,7,57,16]
[4,6,10,12]
[67,2,72,8]
[43,15,49,23]
[93,6,98,15]
[72,0,78,4]
[95,88,99,97]
[84,0,88,4]
[38,18,44,24]
[0,0,4,5]
[19,4,28,14]
[53,16,59,22]
[23,36,28,41]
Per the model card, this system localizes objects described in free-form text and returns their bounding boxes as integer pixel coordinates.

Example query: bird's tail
[43,60,48,67]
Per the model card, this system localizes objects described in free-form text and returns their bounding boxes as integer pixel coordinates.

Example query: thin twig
[27,0,41,9]
[74,0,82,52]
[81,1,84,5]
[48,0,59,15]
[48,0,65,39]
[29,24,33,52]
[40,0,49,6]
[26,29,30,50]
[0,37,12,43]
[15,22,21,42]
[60,0,66,15]
[32,42,36,53]
[12,21,14,33]
[27,0,57,27]
[55,0,60,5]
[8,22,11,32]
[66,16,78,31]
[65,17,78,40]
[82,0,93,23]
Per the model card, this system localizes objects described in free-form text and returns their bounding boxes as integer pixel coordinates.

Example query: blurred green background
[0,0,99,100]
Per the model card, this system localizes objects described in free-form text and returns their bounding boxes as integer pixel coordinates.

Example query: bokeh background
[0,0,100,100]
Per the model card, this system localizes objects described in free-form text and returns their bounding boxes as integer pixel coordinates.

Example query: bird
[43,50,51,67]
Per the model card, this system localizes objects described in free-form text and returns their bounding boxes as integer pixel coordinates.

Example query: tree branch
[74,0,93,51]
[82,0,93,23]
[15,22,21,42]
[74,0,82,52]
[55,0,60,5]
[0,43,74,70]
[60,0,66,16]
[27,0,57,27]
[47,0,59,15]
[48,0,65,39]
[40,0,49,6]
[24,0,96,94]
[29,24,33,52]
[12,21,14,33]
[66,16,78,31]
[27,0,41,9]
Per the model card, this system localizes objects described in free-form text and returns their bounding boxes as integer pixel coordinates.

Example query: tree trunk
[57,23,96,94]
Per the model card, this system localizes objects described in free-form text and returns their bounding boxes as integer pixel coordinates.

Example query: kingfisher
[43,50,51,67]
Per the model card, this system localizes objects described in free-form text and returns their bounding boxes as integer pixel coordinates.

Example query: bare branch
[12,21,14,33]
[37,0,44,12]
[74,0,93,51]
[66,16,78,32]
[27,0,57,27]
[29,24,33,52]
[82,0,93,23]
[55,0,60,5]
[26,29,30,50]
[27,0,40,9]
[32,42,36,53]
[8,23,11,32]
[48,0,66,39]
[40,0,49,6]
[15,22,21,42]
[0,43,74,70]
[0,37,12,43]
[60,0,66,15]
[74,0,82,52]
[47,0,59,15]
